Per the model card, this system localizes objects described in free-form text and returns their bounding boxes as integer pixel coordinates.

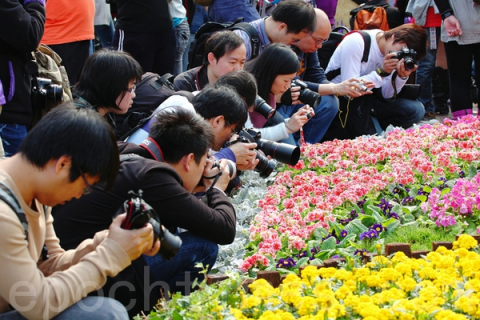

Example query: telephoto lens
[254,96,276,119]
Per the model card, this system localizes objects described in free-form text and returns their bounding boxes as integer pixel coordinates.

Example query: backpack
[350,4,390,31]
[31,44,73,126]
[188,18,260,69]
[317,26,350,70]
[115,72,176,140]
[324,30,372,81]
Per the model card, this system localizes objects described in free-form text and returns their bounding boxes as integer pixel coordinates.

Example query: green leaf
[338,233,357,247]
[344,222,358,235]
[352,219,369,232]
[384,220,400,234]
[172,310,183,320]
[312,227,328,240]
[415,195,427,202]
[321,236,337,250]
[402,213,415,223]
[314,250,331,260]
[297,257,310,267]
[423,185,432,193]
[440,188,451,196]
[309,258,324,266]
[360,215,377,228]
[468,164,478,179]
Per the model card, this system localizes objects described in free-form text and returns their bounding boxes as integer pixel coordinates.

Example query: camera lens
[404,57,415,71]
[254,96,276,119]
[157,225,183,260]
[299,89,322,109]
[254,151,276,178]
[256,139,300,166]
[46,84,64,104]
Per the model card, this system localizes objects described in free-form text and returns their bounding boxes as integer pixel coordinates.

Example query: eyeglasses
[125,84,136,94]
[311,35,329,46]
[77,166,93,195]
[228,124,240,137]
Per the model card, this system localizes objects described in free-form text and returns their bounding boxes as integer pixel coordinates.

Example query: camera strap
[139,137,164,162]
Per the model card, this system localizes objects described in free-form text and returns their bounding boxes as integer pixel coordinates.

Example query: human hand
[289,85,301,104]
[338,78,374,98]
[285,105,314,133]
[228,141,259,170]
[201,157,230,191]
[396,59,417,78]
[108,214,159,260]
[444,15,462,37]
[382,52,399,74]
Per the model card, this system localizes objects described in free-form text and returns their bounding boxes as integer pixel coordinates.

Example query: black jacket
[173,65,209,92]
[115,0,172,33]
[0,0,45,125]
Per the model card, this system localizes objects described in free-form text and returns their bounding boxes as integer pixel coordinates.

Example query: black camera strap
[139,137,164,162]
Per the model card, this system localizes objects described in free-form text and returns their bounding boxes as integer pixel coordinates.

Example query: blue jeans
[415,27,439,114]
[173,20,191,77]
[277,95,338,144]
[142,231,218,295]
[207,0,260,23]
[0,123,28,157]
[0,297,128,320]
[372,97,425,130]
[95,18,115,49]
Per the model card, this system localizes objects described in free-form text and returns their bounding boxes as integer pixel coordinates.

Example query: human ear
[182,153,195,172]
[54,155,72,175]
[207,52,217,65]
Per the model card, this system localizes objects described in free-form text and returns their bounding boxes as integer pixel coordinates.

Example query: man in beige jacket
[0,103,159,320]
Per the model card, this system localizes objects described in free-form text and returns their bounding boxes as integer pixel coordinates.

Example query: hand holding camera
[286,105,314,133]
[119,190,182,260]
[227,138,259,171]
[387,47,418,76]
[202,157,234,191]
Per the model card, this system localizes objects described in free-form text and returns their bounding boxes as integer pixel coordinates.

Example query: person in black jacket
[0,0,45,156]
[52,99,238,317]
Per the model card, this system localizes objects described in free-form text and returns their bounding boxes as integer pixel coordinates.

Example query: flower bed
[140,235,480,319]
[232,116,480,274]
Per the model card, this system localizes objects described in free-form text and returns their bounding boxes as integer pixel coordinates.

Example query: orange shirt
[41,0,95,45]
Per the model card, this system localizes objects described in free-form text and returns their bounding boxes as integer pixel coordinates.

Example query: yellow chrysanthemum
[453,235,478,250]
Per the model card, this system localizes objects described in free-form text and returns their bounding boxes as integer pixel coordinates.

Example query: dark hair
[193,85,248,132]
[384,23,427,61]
[149,108,214,164]
[271,0,316,34]
[18,103,119,190]
[245,43,300,101]
[214,70,257,108]
[203,31,245,66]
[73,49,142,111]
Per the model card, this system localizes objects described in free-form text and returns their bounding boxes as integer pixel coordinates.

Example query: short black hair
[245,43,300,102]
[203,30,245,66]
[73,49,142,111]
[214,70,257,108]
[149,108,214,164]
[271,0,316,33]
[193,85,248,132]
[18,103,119,190]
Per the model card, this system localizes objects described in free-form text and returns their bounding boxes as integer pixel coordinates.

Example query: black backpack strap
[232,22,260,59]
[326,30,372,81]
[0,182,28,242]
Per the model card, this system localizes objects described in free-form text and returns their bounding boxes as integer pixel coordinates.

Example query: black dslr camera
[254,95,276,119]
[227,128,300,178]
[31,76,63,110]
[281,79,322,110]
[120,190,182,260]
[390,47,417,71]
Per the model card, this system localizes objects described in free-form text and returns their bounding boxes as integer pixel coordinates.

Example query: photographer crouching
[52,106,236,318]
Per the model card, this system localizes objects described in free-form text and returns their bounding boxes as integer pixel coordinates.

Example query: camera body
[31,76,63,110]
[229,128,300,178]
[390,47,417,71]
[280,79,321,110]
[121,190,182,260]
[254,96,276,119]
[211,159,237,180]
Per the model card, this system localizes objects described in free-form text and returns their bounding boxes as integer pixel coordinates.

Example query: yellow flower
[434,309,469,320]
[258,310,295,320]
[297,296,317,316]
[391,251,409,263]
[317,267,337,279]
[454,295,480,316]
[452,235,478,250]
[242,296,262,309]
[397,276,417,292]
[394,262,413,276]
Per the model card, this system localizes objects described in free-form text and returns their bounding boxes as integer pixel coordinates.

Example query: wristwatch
[441,10,454,20]
[376,67,391,77]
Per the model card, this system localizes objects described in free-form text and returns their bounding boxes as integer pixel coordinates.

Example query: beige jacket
[0,170,131,319]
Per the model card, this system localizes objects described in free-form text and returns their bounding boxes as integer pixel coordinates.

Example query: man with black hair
[234,0,317,61]
[52,88,239,317]
[0,103,159,319]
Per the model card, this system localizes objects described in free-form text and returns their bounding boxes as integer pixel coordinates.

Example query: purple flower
[340,230,348,237]
[371,224,383,233]
[459,171,465,178]
[389,212,400,220]
[359,231,370,240]
[277,257,296,268]
[353,248,368,257]
[368,229,378,239]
